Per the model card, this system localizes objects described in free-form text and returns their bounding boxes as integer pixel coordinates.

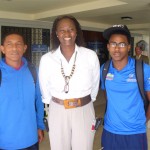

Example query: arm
[39,56,52,104]
[146,91,150,122]
[144,64,150,122]
[35,72,45,142]
[91,54,100,102]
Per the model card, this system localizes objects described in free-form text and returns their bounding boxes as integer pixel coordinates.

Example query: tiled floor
[40,90,150,150]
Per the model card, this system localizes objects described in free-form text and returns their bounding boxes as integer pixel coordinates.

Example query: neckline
[60,51,77,93]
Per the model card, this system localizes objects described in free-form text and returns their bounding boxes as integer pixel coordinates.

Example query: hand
[38,129,44,143]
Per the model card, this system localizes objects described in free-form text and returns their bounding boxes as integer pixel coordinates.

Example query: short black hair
[1,31,26,45]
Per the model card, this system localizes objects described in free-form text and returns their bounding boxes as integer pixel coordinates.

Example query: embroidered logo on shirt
[106,73,114,80]
[126,74,136,82]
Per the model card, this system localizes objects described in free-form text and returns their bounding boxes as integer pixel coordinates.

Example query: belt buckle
[64,99,81,109]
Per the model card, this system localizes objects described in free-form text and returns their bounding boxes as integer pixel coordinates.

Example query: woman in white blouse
[39,15,100,150]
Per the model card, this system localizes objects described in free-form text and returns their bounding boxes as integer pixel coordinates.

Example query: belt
[52,95,91,109]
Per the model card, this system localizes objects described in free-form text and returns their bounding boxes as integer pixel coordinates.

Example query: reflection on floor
[40,91,150,150]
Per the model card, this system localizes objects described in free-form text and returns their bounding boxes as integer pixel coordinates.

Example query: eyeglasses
[109,42,128,48]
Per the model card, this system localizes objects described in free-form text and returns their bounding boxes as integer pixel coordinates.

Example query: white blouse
[39,45,100,104]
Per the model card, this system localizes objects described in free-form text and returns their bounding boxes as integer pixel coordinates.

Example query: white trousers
[48,101,96,150]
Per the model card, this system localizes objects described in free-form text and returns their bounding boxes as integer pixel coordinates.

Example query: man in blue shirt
[101,24,150,150]
[0,32,45,149]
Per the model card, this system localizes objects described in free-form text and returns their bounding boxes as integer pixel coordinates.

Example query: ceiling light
[121,16,133,21]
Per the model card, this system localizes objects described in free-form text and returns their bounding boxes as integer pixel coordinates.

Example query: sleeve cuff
[42,97,51,104]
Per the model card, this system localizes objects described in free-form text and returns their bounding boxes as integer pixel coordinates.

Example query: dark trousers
[101,129,148,150]
[21,142,39,150]
[0,142,39,150]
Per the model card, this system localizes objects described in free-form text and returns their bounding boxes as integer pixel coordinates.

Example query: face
[0,34,27,64]
[107,34,131,62]
[135,47,142,56]
[56,18,77,47]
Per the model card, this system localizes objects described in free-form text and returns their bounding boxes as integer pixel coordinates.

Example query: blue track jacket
[0,57,45,149]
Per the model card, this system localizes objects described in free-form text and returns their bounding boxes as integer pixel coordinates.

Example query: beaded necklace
[61,52,77,93]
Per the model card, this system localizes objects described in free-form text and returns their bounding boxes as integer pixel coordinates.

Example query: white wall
[0,19,150,62]
[0,18,52,58]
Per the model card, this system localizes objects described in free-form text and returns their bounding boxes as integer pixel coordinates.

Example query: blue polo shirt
[101,57,150,135]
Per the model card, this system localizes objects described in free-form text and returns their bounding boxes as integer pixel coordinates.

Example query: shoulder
[41,51,52,59]
[40,51,56,62]
[100,63,105,72]
[128,56,135,67]
[143,63,150,74]
[0,59,3,68]
[100,59,112,73]
[141,55,148,59]
[143,64,150,83]
[78,46,98,58]
[143,62,150,69]
[132,55,136,58]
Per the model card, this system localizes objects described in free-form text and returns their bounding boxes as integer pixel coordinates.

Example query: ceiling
[0,0,150,32]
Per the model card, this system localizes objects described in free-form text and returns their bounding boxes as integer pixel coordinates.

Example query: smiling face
[135,46,142,56]
[56,18,77,48]
[0,34,27,65]
[107,34,131,62]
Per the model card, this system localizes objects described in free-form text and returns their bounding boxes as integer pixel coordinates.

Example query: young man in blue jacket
[101,25,150,150]
[0,32,45,149]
